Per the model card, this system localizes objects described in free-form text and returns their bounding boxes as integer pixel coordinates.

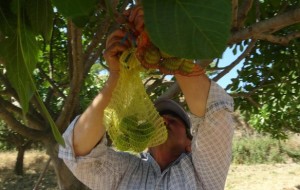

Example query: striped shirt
[59,81,234,190]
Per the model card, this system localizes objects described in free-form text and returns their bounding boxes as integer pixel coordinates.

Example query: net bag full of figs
[104,48,167,153]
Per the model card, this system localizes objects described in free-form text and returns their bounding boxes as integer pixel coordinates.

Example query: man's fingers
[103,43,128,58]
[123,6,145,33]
[128,6,143,22]
[107,36,131,49]
[134,15,144,33]
[106,29,127,47]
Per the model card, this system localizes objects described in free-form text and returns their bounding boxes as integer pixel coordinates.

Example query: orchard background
[0,0,300,189]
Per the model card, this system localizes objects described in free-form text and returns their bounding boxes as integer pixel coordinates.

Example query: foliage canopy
[0,0,299,147]
[0,0,300,188]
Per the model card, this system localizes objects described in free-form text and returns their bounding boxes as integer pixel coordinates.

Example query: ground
[0,151,57,190]
[226,164,300,190]
[0,151,300,190]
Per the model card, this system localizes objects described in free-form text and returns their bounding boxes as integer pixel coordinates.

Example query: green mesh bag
[104,48,167,153]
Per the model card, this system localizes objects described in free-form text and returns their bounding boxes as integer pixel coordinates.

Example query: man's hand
[124,5,144,34]
[103,29,131,73]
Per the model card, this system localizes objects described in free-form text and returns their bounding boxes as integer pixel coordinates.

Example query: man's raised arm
[175,74,211,117]
[73,29,130,156]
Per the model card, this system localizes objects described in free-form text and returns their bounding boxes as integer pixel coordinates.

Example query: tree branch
[246,96,261,108]
[213,40,257,82]
[0,74,18,99]
[255,31,300,45]
[255,0,261,22]
[84,41,106,75]
[37,66,66,99]
[231,0,239,29]
[83,18,111,65]
[66,21,74,81]
[0,89,11,96]
[230,8,300,44]
[56,21,85,131]
[145,76,173,95]
[230,80,277,100]
[236,0,254,29]
[158,82,181,99]
[196,59,214,69]
[0,96,45,131]
[0,101,47,141]
[1,70,45,124]
[84,8,124,75]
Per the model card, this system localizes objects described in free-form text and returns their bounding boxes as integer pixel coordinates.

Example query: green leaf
[26,0,54,42]
[232,45,237,55]
[143,0,231,59]
[35,93,65,146]
[239,44,244,52]
[0,1,65,146]
[72,16,90,28]
[52,0,98,19]
[10,0,26,15]
[1,28,38,113]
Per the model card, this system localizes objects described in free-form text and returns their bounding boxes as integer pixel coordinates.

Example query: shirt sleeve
[58,116,134,190]
[190,81,234,190]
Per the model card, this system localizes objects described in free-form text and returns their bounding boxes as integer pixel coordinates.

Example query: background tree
[0,0,300,189]
[225,0,300,139]
[0,125,33,175]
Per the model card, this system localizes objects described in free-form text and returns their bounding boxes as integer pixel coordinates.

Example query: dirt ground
[226,164,300,190]
[0,151,58,190]
[1,151,300,190]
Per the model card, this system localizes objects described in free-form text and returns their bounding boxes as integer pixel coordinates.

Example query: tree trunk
[14,141,32,175]
[14,146,25,175]
[45,139,90,190]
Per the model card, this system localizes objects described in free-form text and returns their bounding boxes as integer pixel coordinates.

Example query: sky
[215,47,244,89]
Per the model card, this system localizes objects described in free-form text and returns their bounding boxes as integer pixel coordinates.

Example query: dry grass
[226,134,300,190]
[0,150,300,190]
[0,150,58,190]
[226,163,300,190]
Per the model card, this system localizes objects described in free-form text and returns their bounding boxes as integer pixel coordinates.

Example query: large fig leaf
[0,29,65,145]
[26,0,54,42]
[1,29,38,113]
[143,0,231,59]
[52,0,98,26]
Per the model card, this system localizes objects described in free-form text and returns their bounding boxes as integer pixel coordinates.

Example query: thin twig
[33,158,52,190]
[255,0,261,22]
[231,0,239,30]
[236,0,254,29]
[213,40,257,82]
[229,8,300,44]
[0,100,46,140]
[84,41,106,75]
[0,75,18,99]
[254,32,300,45]
[230,82,277,98]
[83,18,111,64]
[246,96,261,108]
[158,82,181,99]
[37,66,66,99]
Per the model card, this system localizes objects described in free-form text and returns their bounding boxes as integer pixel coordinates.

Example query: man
[59,6,234,190]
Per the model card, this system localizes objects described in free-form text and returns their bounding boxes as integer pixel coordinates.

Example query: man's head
[147,99,192,169]
[154,99,192,140]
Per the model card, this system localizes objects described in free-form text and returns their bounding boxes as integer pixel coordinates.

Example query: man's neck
[149,146,183,171]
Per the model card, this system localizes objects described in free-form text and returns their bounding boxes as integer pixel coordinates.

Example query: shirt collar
[141,152,190,175]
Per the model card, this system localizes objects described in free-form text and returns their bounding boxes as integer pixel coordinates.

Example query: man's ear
[185,140,192,153]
